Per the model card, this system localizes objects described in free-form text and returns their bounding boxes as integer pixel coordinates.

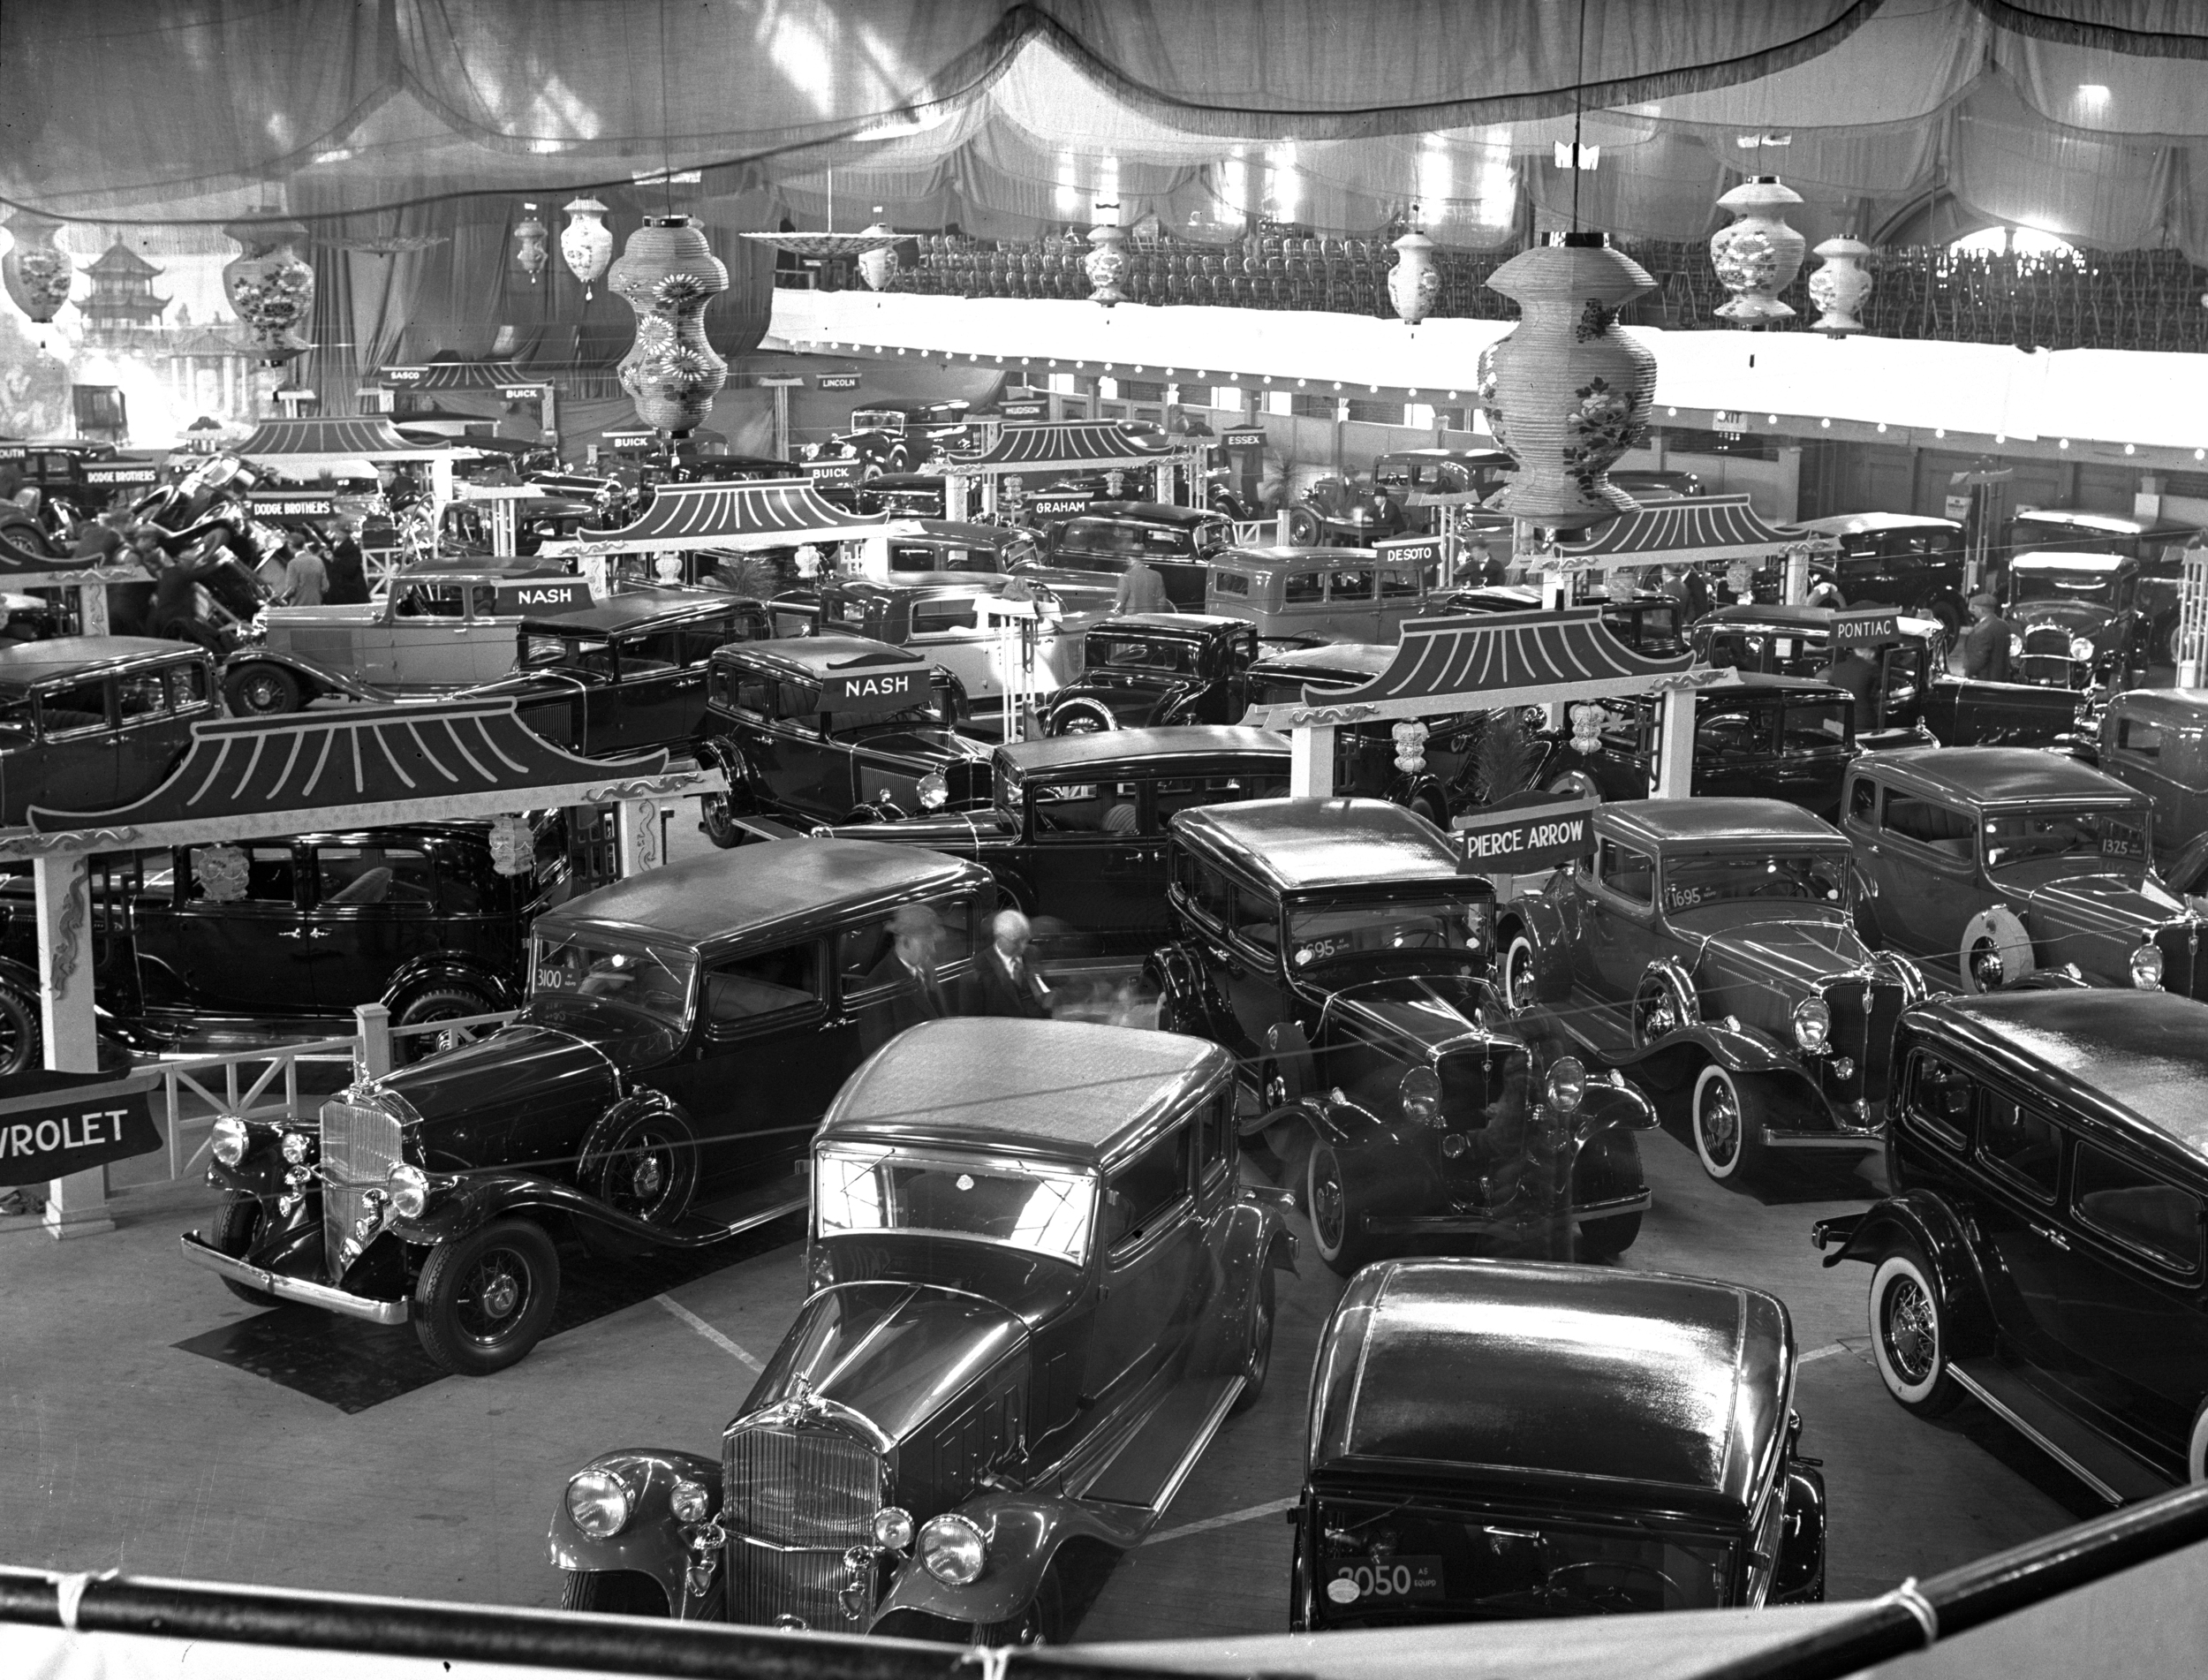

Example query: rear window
[2074,1144,2201,1273]
[1212,570,1251,597]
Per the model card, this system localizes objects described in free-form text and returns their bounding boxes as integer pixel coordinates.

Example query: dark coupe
[1043,614,1260,736]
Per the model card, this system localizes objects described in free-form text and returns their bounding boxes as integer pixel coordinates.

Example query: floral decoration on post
[1392,720,1430,773]
[198,844,251,903]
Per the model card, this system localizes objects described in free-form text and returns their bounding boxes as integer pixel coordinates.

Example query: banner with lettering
[0,1070,162,1187]
[1451,796,1598,874]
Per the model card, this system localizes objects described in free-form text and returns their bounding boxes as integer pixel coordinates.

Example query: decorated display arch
[951,420,1208,519]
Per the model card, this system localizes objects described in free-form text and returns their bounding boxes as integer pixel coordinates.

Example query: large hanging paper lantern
[609,215,729,435]
[222,217,315,366]
[1809,237,1873,335]
[562,198,613,299]
[1388,228,1440,325]
[857,212,900,291]
[2,209,74,340]
[513,204,549,285]
[1477,232,1657,530]
[1709,177,1806,325]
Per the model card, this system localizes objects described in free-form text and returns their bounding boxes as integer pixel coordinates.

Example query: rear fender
[1819,1191,1996,1357]
[548,1448,720,1616]
[382,953,514,1013]
[873,1495,1147,1631]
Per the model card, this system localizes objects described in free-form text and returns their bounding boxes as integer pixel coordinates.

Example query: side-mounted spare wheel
[223,662,305,716]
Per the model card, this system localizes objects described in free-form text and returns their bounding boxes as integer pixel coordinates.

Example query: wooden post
[1289,725,1335,798]
[1274,509,1292,545]
[618,796,664,876]
[1650,687,1698,800]
[77,581,109,637]
[1541,568,1573,731]
[36,851,113,1239]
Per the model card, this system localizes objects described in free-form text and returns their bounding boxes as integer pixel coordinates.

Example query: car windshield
[1313,1499,1735,1623]
[1091,632,1199,676]
[2012,567,2117,606]
[814,1144,1094,1266]
[1283,894,1490,968]
[1662,851,1852,914]
[528,931,695,1031]
[1779,700,1852,750]
[1982,806,2150,872]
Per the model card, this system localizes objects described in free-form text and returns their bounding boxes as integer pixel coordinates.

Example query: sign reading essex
[1450,796,1598,873]
[1221,429,1267,450]
[0,1071,163,1188]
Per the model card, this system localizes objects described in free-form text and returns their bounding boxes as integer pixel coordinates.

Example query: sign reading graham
[1451,796,1598,874]
[1028,491,1092,518]
[0,1071,163,1189]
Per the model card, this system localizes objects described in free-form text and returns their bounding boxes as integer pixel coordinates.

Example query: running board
[1075,1374,1244,1517]
[1949,1359,2170,1506]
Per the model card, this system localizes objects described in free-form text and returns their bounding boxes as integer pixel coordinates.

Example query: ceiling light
[1934,428,1945,438]
[1819,418,1831,428]
[2076,84,2111,110]
[1876,422,1887,433]
[1766,413,1778,423]
[2124,443,2136,455]
[2059,437,2070,449]
[1667,406,1677,417]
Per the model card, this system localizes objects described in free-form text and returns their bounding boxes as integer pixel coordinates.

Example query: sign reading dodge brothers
[0,1071,163,1188]
[1450,797,1598,873]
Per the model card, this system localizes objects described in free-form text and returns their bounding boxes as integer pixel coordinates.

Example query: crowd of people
[67,503,374,647]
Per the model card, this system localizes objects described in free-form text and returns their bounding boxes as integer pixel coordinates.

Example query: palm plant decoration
[1471,707,1536,806]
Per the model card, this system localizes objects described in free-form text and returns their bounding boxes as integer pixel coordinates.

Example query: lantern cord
[657,0,675,216]
[1571,0,1589,233]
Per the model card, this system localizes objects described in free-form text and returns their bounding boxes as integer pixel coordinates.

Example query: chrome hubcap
[1312,1158,1345,1250]
[1701,1086,1739,1164]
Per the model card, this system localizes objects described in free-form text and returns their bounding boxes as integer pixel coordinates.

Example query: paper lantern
[1388,228,1440,325]
[1569,703,1607,755]
[513,205,549,285]
[857,216,900,291]
[1809,237,1873,335]
[562,198,613,299]
[222,217,315,366]
[1392,721,1429,773]
[1709,177,1806,325]
[608,215,729,435]
[1477,232,1657,530]
[1085,220,1127,306]
[2,209,74,337]
[485,815,533,876]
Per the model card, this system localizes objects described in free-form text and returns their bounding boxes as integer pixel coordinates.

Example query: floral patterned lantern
[857,213,900,292]
[1085,213,1126,306]
[1808,236,1873,335]
[562,198,614,299]
[1477,231,1658,530]
[222,217,315,366]
[513,204,549,285]
[2,209,74,342]
[1392,720,1430,773]
[1388,227,1440,325]
[1709,177,1806,325]
[608,215,729,435]
[485,814,533,876]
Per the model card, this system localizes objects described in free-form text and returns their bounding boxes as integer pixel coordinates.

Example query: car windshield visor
[529,931,695,1031]
[2012,568,2116,606]
[1284,894,1490,969]
[1313,1498,1735,1622]
[1982,806,2150,872]
[1662,851,1852,914]
[814,1145,1094,1266]
[1091,632,1198,676]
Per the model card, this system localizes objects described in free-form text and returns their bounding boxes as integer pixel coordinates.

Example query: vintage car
[696,637,994,839]
[873,520,1040,578]
[550,1016,1293,1639]
[1499,799,1928,1181]
[850,473,949,518]
[2096,689,2208,853]
[810,402,975,478]
[2003,505,2200,661]
[181,839,1000,1374]
[221,559,594,715]
[1016,503,1231,612]
[0,439,162,538]
[1692,603,2080,750]
[1840,747,2208,997]
[813,728,1292,958]
[1206,545,1432,646]
[1149,798,1657,1271]
[1043,614,1261,736]
[0,637,219,829]
[1282,475,1411,548]
[799,573,1108,718]
[1427,585,1688,658]
[1371,447,1516,524]
[1291,1259,1825,1628]
[1792,513,1968,634]
[1813,990,2208,1500]
[2005,552,2152,692]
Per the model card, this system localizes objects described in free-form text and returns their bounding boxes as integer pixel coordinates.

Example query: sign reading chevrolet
[0,1071,162,1188]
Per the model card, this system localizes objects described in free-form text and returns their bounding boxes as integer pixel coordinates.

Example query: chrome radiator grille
[320,1096,404,1281]
[722,1422,884,1630]
[2154,924,2204,1000]
[1824,980,1906,1108]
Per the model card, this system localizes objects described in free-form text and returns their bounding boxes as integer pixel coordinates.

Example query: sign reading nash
[495,579,593,614]
[1450,796,1599,873]
[826,663,927,715]
[0,1071,163,1188]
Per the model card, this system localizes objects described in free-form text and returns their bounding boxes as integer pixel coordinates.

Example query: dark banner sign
[1027,491,1092,518]
[249,494,336,518]
[1451,796,1598,873]
[1376,535,1445,572]
[380,367,430,387]
[496,579,593,615]
[805,458,860,486]
[825,662,929,714]
[84,465,161,487]
[1221,429,1267,450]
[1831,608,1904,647]
[816,374,863,391]
[0,1070,162,1188]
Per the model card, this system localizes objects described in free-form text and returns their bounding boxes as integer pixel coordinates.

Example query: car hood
[2023,867,2196,931]
[1322,972,1501,1049]
[2013,598,2120,637]
[1675,908,1878,988]
[745,1282,1030,1447]
[372,1021,624,1146]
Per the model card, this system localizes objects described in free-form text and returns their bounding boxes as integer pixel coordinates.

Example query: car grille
[2018,627,2079,688]
[1822,979,1906,1109]
[722,1419,885,1630]
[319,1094,404,1281]
[2153,923,2207,1001]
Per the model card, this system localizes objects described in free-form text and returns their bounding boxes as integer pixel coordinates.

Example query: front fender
[1817,1190,1996,1357]
[382,952,515,1011]
[548,1448,719,1615]
[1614,1018,1803,1080]
[872,1494,1148,1632]
[389,1168,673,1249]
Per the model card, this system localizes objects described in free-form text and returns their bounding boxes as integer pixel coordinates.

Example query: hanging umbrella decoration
[514,204,549,285]
[222,217,316,366]
[609,215,729,435]
[562,198,614,299]
[2,209,76,351]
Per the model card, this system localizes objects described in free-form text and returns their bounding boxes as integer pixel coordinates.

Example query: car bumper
[1366,1189,1651,1237]
[178,1231,409,1325]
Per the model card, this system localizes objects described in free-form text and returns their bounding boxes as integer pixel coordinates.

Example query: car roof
[520,589,748,636]
[1172,797,1466,893]
[1308,1260,1790,1521]
[866,473,945,489]
[1215,545,1381,571]
[1797,512,1960,534]
[2015,506,2199,538]
[1597,798,1848,849]
[2107,688,2208,724]
[997,726,1289,777]
[820,1018,1230,1166]
[1913,992,2208,1165]
[1093,612,1248,637]
[711,635,933,683]
[1859,746,2140,806]
[0,636,199,687]
[2010,551,2131,571]
[834,573,1008,598]
[1076,502,1221,526]
[536,838,987,950]
[1250,641,1394,679]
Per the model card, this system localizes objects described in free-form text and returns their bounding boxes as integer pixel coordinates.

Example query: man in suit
[859,903,951,1050]
[978,908,1050,1018]
[1961,590,2016,681]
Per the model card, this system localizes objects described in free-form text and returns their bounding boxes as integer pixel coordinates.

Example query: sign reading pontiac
[1831,608,1904,647]
[1451,797,1598,872]
[0,1071,162,1188]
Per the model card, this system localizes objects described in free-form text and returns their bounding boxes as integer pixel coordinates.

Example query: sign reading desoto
[0,1070,162,1188]
[1375,534,1445,574]
[1451,796,1598,872]
[823,656,929,715]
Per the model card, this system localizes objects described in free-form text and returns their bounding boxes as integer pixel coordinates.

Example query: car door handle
[2030,1222,2070,1251]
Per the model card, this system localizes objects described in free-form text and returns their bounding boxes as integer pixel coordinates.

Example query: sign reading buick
[1451,796,1598,872]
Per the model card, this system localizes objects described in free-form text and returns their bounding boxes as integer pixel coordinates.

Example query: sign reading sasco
[1450,797,1598,873]
[0,1071,163,1189]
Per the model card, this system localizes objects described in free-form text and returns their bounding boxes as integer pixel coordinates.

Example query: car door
[1968,1088,2081,1387]
[1579,836,1661,1004]
[1020,775,1146,944]
[2101,707,2183,836]
[1326,564,1380,641]
[1686,696,1776,803]
[384,581,474,690]
[143,842,319,1015]
[608,626,706,753]
[1861,783,1981,961]
[723,668,844,819]
[299,839,442,1012]
[29,676,119,820]
[109,662,189,806]
[1087,1119,1202,1408]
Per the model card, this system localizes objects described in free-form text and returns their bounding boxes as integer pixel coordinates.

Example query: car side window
[1695,704,1770,761]
[2073,1143,2202,1274]
[315,846,435,909]
[1908,1053,1976,1151]
[911,597,979,633]
[2117,717,2160,758]
[191,844,295,904]
[1232,883,1281,951]
[1979,1093,2061,1199]
[704,942,820,1028]
[620,630,683,673]
[1882,791,1975,859]
[38,678,110,737]
[1212,570,1251,598]
[1153,773,1290,827]
[1030,781,1140,838]
[1283,570,1325,603]
[167,662,212,714]
[1193,1091,1233,1188]
[1596,839,1654,905]
[1101,1124,1191,1252]
[115,671,170,721]
[1328,569,1374,601]
[836,901,964,1000]
[1848,776,1879,825]
[1378,566,1420,597]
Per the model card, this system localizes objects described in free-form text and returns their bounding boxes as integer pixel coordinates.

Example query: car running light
[1830,1056,1856,1082]
[917,770,949,811]
[565,1471,632,1539]
[918,1513,987,1585]
[1399,1065,1442,1127]
[671,1479,712,1524]
[871,1506,915,1552]
[2068,636,2095,662]
[1545,1056,1586,1115]
[386,1163,429,1220]
[210,1116,251,1168]
[2130,942,2165,990]
[1793,997,1832,1052]
[280,1130,313,1165]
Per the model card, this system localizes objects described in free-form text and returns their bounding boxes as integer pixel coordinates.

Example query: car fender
[1499,897,1572,1005]
[389,1168,677,1249]
[873,1495,1149,1631]
[548,1448,720,1615]
[1046,691,1123,734]
[1263,1020,1314,1101]
[1614,1017,1802,1079]
[575,1090,696,1198]
[1146,943,1229,1042]
[382,953,515,1015]
[220,647,382,703]
[1819,1191,1997,1357]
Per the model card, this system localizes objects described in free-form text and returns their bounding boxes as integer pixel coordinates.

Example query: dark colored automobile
[811,403,974,478]
[2096,688,2208,854]
[1017,503,1232,612]
[852,473,948,518]
[1840,747,2208,997]
[881,520,1041,576]
[1814,989,2208,1500]
[1794,513,1968,635]
[814,727,1292,957]
[2002,506,2201,662]
[551,1017,1292,1639]
[1693,603,2080,751]
[1499,799,1929,1181]
[1044,614,1260,736]
[1371,447,1515,521]
[695,636,993,840]
[0,637,219,828]
[1244,642,1487,825]
[1149,797,1655,1271]
[2005,553,2149,692]
[181,839,999,1374]
[0,439,161,540]
[1292,1259,1826,1627]
[1427,585,1688,658]
[1609,468,1705,503]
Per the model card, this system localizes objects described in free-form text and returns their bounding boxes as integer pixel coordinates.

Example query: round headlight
[918,1513,987,1585]
[279,1130,312,1165]
[670,1479,712,1524]
[917,770,949,811]
[2130,941,2164,991]
[2008,634,2024,658]
[2069,635,2096,662]
[1398,1065,1442,1127]
[386,1163,429,1220]
[565,1471,631,1539]
[210,1116,251,1168]
[1793,996,1833,1052]
[871,1506,915,1552]
[1544,1056,1587,1115]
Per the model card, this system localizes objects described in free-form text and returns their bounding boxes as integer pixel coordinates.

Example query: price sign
[1451,796,1599,872]
[805,458,860,486]
[816,374,863,391]
[1221,429,1267,450]
[1029,492,1092,518]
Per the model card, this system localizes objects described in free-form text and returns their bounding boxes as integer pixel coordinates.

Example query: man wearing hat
[1960,589,2015,682]
[977,907,1050,1019]
[860,904,952,1049]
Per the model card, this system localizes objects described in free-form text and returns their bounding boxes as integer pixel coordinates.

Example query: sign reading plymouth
[1450,796,1598,872]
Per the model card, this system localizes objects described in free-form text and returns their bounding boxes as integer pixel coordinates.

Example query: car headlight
[2008,634,2024,658]
[210,1116,251,1168]
[2069,636,2096,662]
[670,1479,712,1524]
[1793,996,1833,1053]
[871,1506,915,1552]
[1544,1056,1586,1115]
[564,1470,631,1539]
[280,1130,313,1165]
[918,1513,987,1585]
[917,769,949,811]
[386,1162,429,1220]
[2130,941,2164,990]
[1398,1065,1442,1127]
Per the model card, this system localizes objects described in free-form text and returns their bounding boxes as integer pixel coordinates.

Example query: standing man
[1820,642,1881,731]
[280,540,330,606]
[859,904,950,1051]
[1114,552,1171,616]
[977,908,1051,1018]
[1960,590,2015,681]
[324,518,370,605]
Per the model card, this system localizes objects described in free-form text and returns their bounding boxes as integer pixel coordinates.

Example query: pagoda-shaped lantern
[1710,177,1807,325]
[609,215,730,435]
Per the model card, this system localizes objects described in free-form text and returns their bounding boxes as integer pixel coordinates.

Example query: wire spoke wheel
[1882,1273,1938,1386]
[455,1251,531,1343]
